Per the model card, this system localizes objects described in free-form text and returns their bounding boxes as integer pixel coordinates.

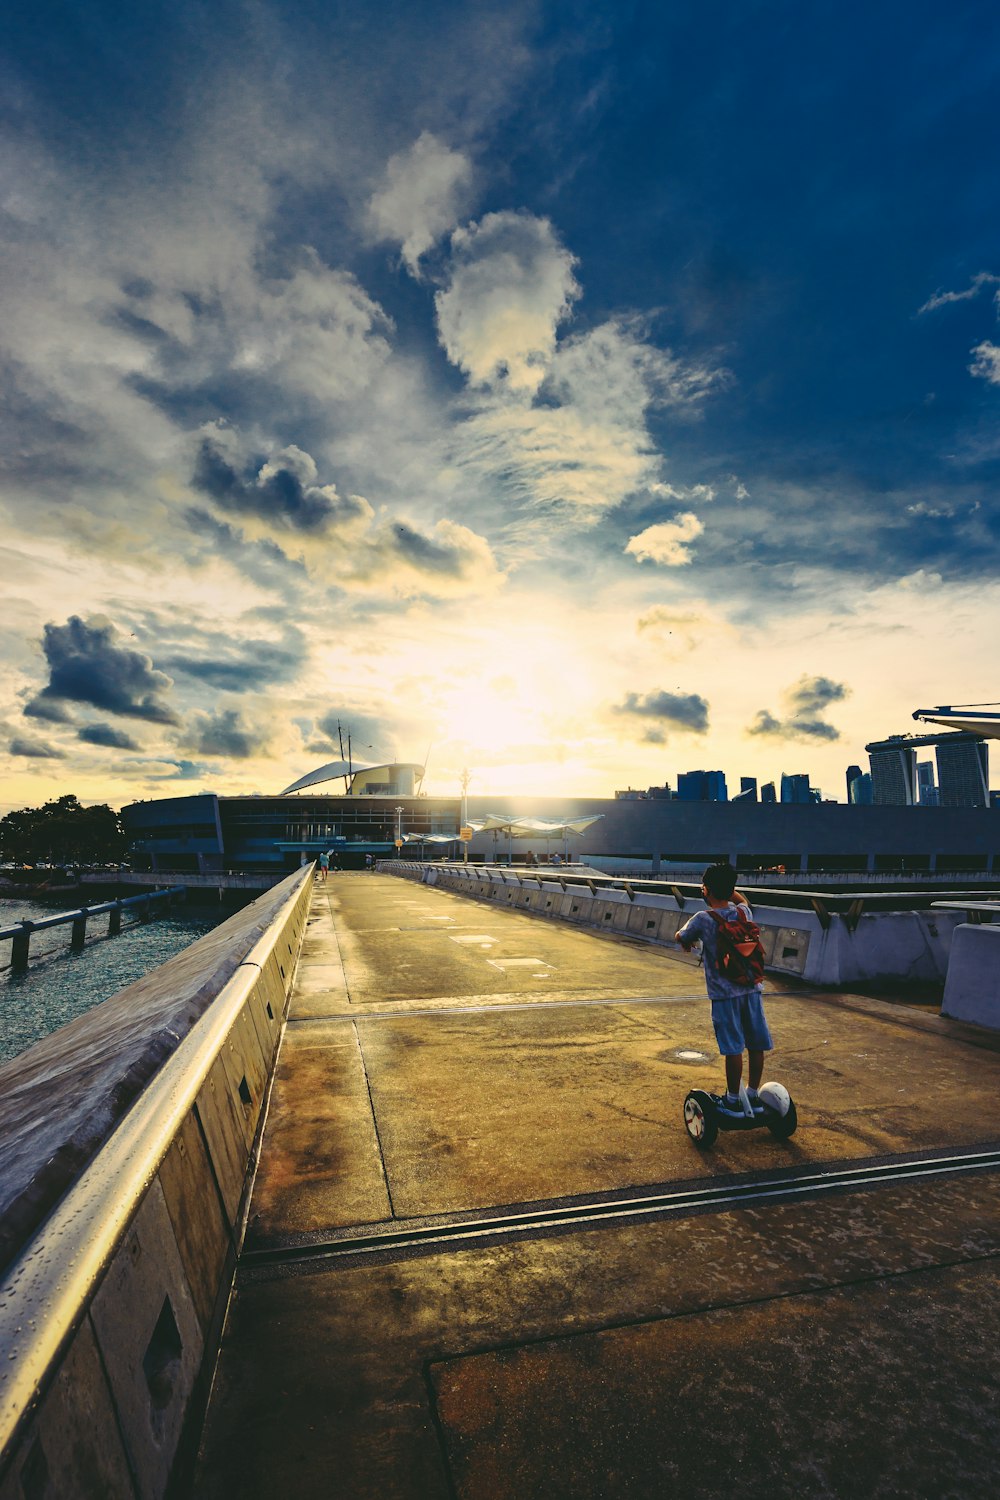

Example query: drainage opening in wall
[238,1074,252,1108]
[144,1295,183,1432]
[20,1438,49,1500]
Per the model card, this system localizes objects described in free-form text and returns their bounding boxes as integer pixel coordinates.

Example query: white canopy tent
[468,813,603,863]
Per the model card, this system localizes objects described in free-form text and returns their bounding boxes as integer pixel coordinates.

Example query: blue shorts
[711,990,773,1056]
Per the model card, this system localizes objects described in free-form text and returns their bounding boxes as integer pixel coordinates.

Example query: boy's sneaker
[712,1093,745,1118]
[746,1089,765,1114]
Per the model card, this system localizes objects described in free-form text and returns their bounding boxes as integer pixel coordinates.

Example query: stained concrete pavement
[194,873,1000,1498]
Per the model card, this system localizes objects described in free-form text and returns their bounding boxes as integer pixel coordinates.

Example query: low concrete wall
[0,865,313,1500]
[942,925,1000,1029]
[379,862,965,990]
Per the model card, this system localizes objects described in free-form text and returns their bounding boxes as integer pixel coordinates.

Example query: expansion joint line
[241,1146,1000,1274]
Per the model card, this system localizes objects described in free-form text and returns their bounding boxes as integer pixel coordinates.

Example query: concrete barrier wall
[942,924,1000,1029]
[377,862,966,989]
[0,866,313,1500]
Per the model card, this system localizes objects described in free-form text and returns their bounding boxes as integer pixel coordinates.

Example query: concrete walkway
[194,873,1000,1499]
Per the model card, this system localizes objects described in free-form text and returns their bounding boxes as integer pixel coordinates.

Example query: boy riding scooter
[676,863,796,1144]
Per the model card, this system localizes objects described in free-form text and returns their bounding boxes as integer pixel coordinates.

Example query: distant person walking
[676,863,773,1119]
[318,851,329,881]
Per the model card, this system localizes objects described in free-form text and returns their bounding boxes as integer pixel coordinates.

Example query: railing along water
[0,886,187,972]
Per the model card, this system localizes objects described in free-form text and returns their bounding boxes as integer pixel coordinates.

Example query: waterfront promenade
[194,873,1000,1498]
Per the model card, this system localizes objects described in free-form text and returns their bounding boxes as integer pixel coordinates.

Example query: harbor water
[0,894,230,1065]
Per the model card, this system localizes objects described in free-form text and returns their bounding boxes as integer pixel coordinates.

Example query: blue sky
[2,0,999,806]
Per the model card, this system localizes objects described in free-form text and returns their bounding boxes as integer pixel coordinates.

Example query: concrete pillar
[70,913,88,952]
[108,902,122,936]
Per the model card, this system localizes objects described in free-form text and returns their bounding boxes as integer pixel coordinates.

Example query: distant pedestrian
[676,863,772,1119]
[318,851,329,881]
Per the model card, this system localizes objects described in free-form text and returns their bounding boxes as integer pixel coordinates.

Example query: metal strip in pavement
[240,1147,1000,1274]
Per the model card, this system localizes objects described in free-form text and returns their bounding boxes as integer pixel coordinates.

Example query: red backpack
[709,907,765,986]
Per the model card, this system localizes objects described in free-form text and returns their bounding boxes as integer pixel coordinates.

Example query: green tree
[0,795,125,866]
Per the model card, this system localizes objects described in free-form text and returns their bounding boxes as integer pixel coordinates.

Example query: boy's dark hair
[703,863,737,900]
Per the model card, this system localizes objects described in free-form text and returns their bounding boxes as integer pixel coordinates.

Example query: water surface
[0,896,227,1065]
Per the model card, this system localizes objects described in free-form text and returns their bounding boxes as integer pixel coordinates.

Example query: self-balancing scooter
[683,1082,798,1148]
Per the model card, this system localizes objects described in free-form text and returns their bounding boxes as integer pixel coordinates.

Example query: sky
[2,0,1000,811]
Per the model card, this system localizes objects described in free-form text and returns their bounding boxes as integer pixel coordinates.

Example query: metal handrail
[401,861,1000,918]
[0,865,310,1467]
[0,887,186,942]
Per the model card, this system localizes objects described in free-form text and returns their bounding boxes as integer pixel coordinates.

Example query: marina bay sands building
[866,731,990,807]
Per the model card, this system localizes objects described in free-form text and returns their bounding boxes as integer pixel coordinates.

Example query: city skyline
[2,2,1000,809]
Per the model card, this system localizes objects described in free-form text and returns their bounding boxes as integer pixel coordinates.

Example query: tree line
[0,795,125,868]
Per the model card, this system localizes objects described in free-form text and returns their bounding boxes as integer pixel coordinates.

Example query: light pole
[460,767,471,864]
[394,805,404,858]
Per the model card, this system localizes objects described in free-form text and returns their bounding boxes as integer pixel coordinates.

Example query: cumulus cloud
[187,708,270,759]
[969,341,1000,384]
[350,517,506,598]
[192,432,374,535]
[78,723,142,750]
[187,428,503,597]
[436,211,580,392]
[612,689,710,743]
[10,736,67,759]
[38,616,178,724]
[626,512,704,566]
[747,675,848,742]
[367,132,475,272]
[22,696,74,725]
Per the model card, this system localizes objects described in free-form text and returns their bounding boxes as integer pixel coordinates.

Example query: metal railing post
[11,922,32,972]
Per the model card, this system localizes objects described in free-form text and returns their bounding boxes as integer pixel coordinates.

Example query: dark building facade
[123,792,462,872]
[123,791,1000,876]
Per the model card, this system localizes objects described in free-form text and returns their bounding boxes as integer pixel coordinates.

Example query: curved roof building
[280,761,425,796]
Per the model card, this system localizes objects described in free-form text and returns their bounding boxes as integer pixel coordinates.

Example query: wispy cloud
[918,272,1000,315]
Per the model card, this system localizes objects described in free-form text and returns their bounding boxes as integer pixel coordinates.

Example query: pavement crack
[351,1018,396,1220]
[600,1099,670,1131]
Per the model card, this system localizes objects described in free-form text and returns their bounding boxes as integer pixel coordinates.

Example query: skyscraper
[677,770,729,802]
[916,760,938,806]
[866,736,917,805]
[935,737,989,807]
[760,782,777,803]
[866,731,988,807]
[780,773,812,804]
[846,764,863,800]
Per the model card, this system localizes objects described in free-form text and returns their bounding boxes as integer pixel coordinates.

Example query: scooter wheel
[683,1090,718,1147]
[766,1098,798,1140]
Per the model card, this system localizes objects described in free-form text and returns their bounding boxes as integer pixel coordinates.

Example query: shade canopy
[470,814,603,838]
